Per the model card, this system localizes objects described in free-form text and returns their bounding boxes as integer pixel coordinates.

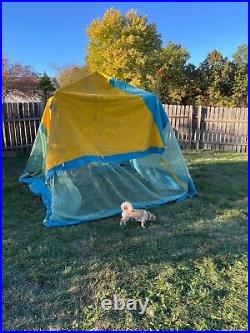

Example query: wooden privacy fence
[165,105,248,152]
[2,102,44,151]
[2,102,248,153]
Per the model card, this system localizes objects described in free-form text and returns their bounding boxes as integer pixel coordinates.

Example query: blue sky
[2,2,248,76]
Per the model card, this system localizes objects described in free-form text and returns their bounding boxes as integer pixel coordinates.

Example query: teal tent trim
[43,193,189,227]
[45,147,165,181]
[19,176,52,225]
[18,173,194,227]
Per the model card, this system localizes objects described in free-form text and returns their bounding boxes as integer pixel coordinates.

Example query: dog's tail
[121,201,133,212]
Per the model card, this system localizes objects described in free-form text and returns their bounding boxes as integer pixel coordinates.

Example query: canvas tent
[19,72,196,227]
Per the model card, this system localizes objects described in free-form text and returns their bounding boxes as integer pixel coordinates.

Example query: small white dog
[120,201,156,228]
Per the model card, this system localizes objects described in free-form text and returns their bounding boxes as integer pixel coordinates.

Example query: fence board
[2,102,43,151]
[2,102,248,153]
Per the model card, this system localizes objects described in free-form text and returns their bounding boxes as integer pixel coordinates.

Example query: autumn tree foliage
[86,8,162,91]
[2,56,38,101]
[85,8,248,107]
[232,44,248,107]
[196,50,234,106]
[56,65,90,87]
[2,11,247,107]
[156,42,194,104]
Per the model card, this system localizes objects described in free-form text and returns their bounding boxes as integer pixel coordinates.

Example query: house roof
[3,91,42,103]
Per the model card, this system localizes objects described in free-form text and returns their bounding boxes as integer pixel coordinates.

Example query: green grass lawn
[2,151,248,330]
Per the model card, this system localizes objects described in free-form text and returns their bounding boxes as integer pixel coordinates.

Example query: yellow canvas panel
[41,96,53,132]
[44,72,164,171]
[57,71,124,96]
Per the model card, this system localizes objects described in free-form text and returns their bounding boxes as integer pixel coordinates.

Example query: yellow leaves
[103,8,122,23]
[57,65,90,87]
[85,8,162,91]
[122,34,135,44]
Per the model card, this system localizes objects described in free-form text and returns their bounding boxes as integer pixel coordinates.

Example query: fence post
[196,106,202,149]
[189,105,193,149]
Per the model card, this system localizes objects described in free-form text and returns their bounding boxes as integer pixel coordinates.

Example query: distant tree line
[84,8,248,107]
[2,8,248,107]
[2,56,55,103]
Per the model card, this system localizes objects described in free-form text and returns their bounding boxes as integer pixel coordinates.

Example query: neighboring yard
[2,151,248,330]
